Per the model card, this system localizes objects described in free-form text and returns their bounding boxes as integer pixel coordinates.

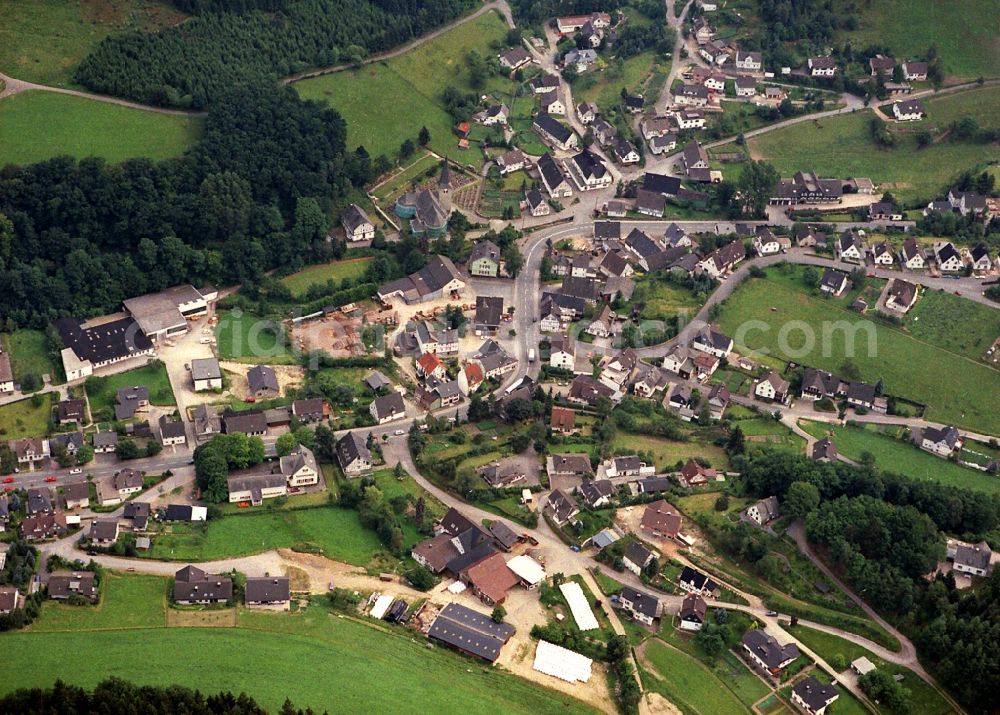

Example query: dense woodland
[739,451,1000,712]
[75,0,475,107]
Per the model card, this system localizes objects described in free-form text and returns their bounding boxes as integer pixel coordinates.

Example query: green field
[280,257,373,296]
[0,392,56,440]
[86,361,175,417]
[630,277,703,321]
[371,151,440,203]
[612,433,732,472]
[839,0,999,79]
[716,267,1000,435]
[0,0,187,86]
[905,289,1000,361]
[643,639,754,714]
[574,52,667,110]
[748,110,994,202]
[215,311,293,364]
[30,573,167,632]
[1,329,60,383]
[799,420,1000,494]
[2,598,596,715]
[0,91,202,167]
[789,626,956,715]
[144,506,388,566]
[923,86,1000,130]
[294,11,513,158]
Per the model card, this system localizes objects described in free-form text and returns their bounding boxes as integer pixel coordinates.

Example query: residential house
[20,512,67,541]
[648,133,678,154]
[698,240,745,277]
[547,453,593,480]
[474,103,509,125]
[192,404,222,441]
[26,487,53,516]
[679,594,707,631]
[948,189,987,216]
[174,565,233,605]
[641,500,682,539]
[0,586,21,615]
[892,98,924,121]
[603,200,628,218]
[631,362,670,399]
[223,410,268,437]
[795,227,827,247]
[62,482,90,510]
[735,75,757,97]
[576,102,598,124]
[546,489,580,525]
[970,245,994,273]
[478,462,527,489]
[698,40,730,66]
[549,333,576,370]
[679,566,717,596]
[592,116,618,145]
[771,172,843,205]
[369,393,406,424]
[755,371,789,403]
[846,381,883,412]
[624,228,666,271]
[498,47,531,71]
[496,148,526,175]
[599,251,633,279]
[537,153,574,199]
[577,479,615,509]
[538,90,565,115]
[707,383,730,419]
[869,54,896,76]
[679,458,717,487]
[635,189,667,218]
[468,240,502,277]
[819,267,849,297]
[122,501,150,531]
[676,84,709,107]
[10,438,49,467]
[0,353,11,394]
[415,320,459,356]
[377,254,465,304]
[953,541,992,577]
[899,238,926,269]
[56,399,86,425]
[791,677,839,715]
[465,552,519,605]
[88,519,120,547]
[746,496,780,526]
[563,49,598,74]
[191,358,222,392]
[619,586,660,626]
[469,339,517,381]
[473,296,504,336]
[642,116,673,140]
[625,94,644,113]
[921,425,962,456]
[886,279,918,312]
[567,149,612,191]
[692,328,733,358]
[341,204,375,242]
[935,242,964,272]
[530,74,560,93]
[245,576,291,610]
[811,438,838,462]
[113,468,144,499]
[550,406,577,433]
[902,61,928,81]
[246,365,280,399]
[280,446,319,488]
[613,139,640,165]
[693,17,713,43]
[158,415,187,447]
[49,432,84,459]
[871,241,894,265]
[735,51,762,72]
[752,227,788,255]
[525,188,550,217]
[291,398,327,424]
[808,56,837,76]
[742,630,800,674]
[48,571,97,601]
[586,305,614,339]
[836,231,865,262]
[623,541,654,576]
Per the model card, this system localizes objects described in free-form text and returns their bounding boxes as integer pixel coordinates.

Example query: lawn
[643,639,754,715]
[280,257,373,297]
[143,506,389,566]
[789,625,956,715]
[748,109,994,202]
[0,608,598,715]
[1,329,60,383]
[294,11,514,159]
[0,0,187,86]
[630,276,704,322]
[370,151,440,202]
[839,0,999,79]
[215,311,293,364]
[905,289,1000,362]
[799,420,1000,494]
[30,573,168,632]
[716,267,1000,435]
[0,392,56,440]
[923,86,1000,130]
[612,433,731,472]
[85,361,175,417]
[574,52,668,111]
[0,91,202,167]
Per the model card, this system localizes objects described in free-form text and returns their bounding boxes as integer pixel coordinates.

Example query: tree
[727,426,745,454]
[418,126,430,146]
[859,670,910,713]
[784,481,821,518]
[715,494,730,511]
[194,442,230,503]
[115,439,140,460]
[275,432,298,457]
[75,445,94,465]
[802,266,819,288]
[491,605,507,623]
[399,138,416,159]
[736,161,780,218]
[145,440,162,458]
[502,242,524,277]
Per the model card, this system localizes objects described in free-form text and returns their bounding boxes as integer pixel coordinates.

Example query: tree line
[75,0,475,108]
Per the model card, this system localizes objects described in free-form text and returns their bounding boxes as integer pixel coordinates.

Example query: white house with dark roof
[899,238,925,269]
[953,541,992,577]
[808,56,837,76]
[537,154,574,199]
[920,425,962,456]
[745,496,780,526]
[369,393,406,424]
[836,231,865,262]
[692,328,733,358]
[892,98,925,121]
[735,51,762,72]
[620,585,660,626]
[791,676,839,715]
[341,204,375,242]
[934,242,964,272]
[498,47,531,71]
[819,267,849,297]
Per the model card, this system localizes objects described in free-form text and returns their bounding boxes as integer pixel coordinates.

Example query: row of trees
[76,0,476,107]
[194,433,267,503]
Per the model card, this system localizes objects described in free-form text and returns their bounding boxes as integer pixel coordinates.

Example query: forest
[739,451,1000,712]
[74,0,476,107]
[0,85,380,328]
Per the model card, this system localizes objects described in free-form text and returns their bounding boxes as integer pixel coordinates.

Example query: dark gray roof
[55,316,152,365]
[123,501,150,529]
[572,149,608,180]
[621,585,658,618]
[742,629,801,668]
[191,358,221,382]
[158,415,186,441]
[62,482,90,503]
[538,153,568,190]
[579,479,614,508]
[547,489,579,523]
[27,488,52,515]
[49,431,84,452]
[88,519,119,542]
[792,676,838,710]
[954,542,991,571]
[342,203,373,233]
[336,432,371,467]
[680,593,707,622]
[820,267,848,291]
[679,566,716,592]
[470,240,501,265]
[245,576,290,603]
[247,365,279,394]
[624,541,653,568]
[534,113,572,144]
[48,571,96,599]
[642,173,681,196]
[224,410,268,434]
[174,565,233,603]
[489,520,520,550]
[475,296,504,328]
[428,602,515,662]
[371,392,405,420]
[292,398,325,420]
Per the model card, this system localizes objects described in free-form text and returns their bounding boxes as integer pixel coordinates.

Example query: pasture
[715,267,1000,435]
[1,329,60,383]
[748,110,994,202]
[280,257,373,297]
[0,0,186,86]
[923,86,1000,130]
[905,289,1000,362]
[642,639,754,714]
[30,573,168,632]
[0,91,201,167]
[0,393,56,440]
[215,311,293,364]
[294,11,514,159]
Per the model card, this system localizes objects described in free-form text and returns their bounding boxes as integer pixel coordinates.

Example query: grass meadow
[0,91,201,167]
[215,311,294,364]
[280,257,373,297]
[1,329,60,383]
[85,361,175,416]
[642,639,754,714]
[0,392,56,440]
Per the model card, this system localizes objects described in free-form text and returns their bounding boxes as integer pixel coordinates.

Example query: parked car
[69,468,82,475]
[44,476,58,482]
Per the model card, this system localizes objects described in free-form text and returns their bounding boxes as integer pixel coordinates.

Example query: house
[88,518,120,547]
[473,296,504,336]
[735,51,763,72]
[291,398,327,424]
[624,94,644,113]
[546,489,580,525]
[921,425,962,456]
[953,541,992,577]
[742,630,800,674]
[479,461,526,489]
[48,571,97,601]
[111,385,149,421]
[641,500,682,539]
[679,566,717,596]
[0,353,12,394]
[62,482,90,510]
[752,227,786,255]
[567,149,611,191]
[341,204,375,242]
[623,541,654,576]
[122,501,149,531]
[707,383,730,419]
[791,677,839,715]
[892,98,924,121]
[468,240,501,277]
[698,40,730,66]
[530,74,560,93]
[49,431,84,458]
[948,189,987,216]
[550,406,577,434]
[369,392,406,424]
[935,242,964,272]
[191,358,222,391]
[191,404,222,441]
[415,320,459,356]
[564,48,598,74]
[599,251,632,279]
[819,268,849,297]
[475,103,509,125]
[698,240,745,277]
[498,47,531,71]
[693,17,713,43]
[20,512,68,541]
[586,305,614,339]
[113,468,144,498]
[846,381,882,412]
[836,231,865,262]
[56,399,86,425]
[676,83,709,107]
[692,328,733,358]
[970,245,994,273]
[808,56,837,76]
[899,238,926,269]
[525,188,550,217]
[335,432,372,477]
[755,371,789,403]
[280,446,319,488]
[592,116,617,145]
[569,375,616,406]
[547,453,593,480]
[902,61,928,81]
[886,279,918,312]
[642,116,674,139]
[613,139,640,165]
[9,437,48,467]
[246,365,280,399]
[811,438,838,462]
[746,496,780,526]
[174,565,233,605]
[538,90,565,115]
[735,75,757,97]
[679,593,707,631]
[871,241,894,265]
[377,255,465,304]
[635,189,667,219]
[465,552,519,605]
[548,333,576,370]
[496,148,526,176]
[55,315,155,381]
[620,586,660,626]
[245,576,291,610]
[679,458,717,486]
[765,86,787,102]
[869,54,896,76]
[770,171,843,205]
[0,586,21,615]
[577,479,615,509]
[576,101,598,124]
[158,415,187,446]
[537,153,574,199]
[795,227,826,247]
[223,410,268,436]
[648,133,678,155]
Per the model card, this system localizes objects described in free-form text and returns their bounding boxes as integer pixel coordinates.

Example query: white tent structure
[559,581,600,631]
[507,555,546,588]
[533,640,593,683]
[369,593,394,619]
